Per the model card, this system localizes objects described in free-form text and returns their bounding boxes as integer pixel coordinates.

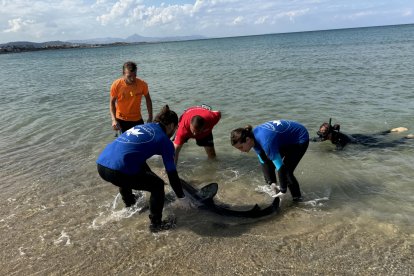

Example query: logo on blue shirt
[118,125,155,144]
[260,120,291,133]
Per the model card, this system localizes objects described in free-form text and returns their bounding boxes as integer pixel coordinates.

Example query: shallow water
[0,24,413,275]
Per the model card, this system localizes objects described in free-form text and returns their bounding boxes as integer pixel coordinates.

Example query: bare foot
[391,127,408,132]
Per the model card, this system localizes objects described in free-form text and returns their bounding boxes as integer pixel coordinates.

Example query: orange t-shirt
[110,77,149,121]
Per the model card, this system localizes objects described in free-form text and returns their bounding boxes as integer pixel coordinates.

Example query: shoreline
[0,42,146,55]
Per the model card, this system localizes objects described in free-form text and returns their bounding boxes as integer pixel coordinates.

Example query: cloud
[95,0,314,32]
[96,0,137,26]
[98,1,197,28]
[278,8,311,22]
[231,16,244,26]
[0,0,413,43]
[402,9,412,17]
[255,16,270,25]
[140,4,194,27]
[4,18,35,33]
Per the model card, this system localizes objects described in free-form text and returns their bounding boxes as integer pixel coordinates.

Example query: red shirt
[174,106,221,145]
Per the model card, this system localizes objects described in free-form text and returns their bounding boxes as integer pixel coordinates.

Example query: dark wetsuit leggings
[97,163,165,221]
[261,141,309,198]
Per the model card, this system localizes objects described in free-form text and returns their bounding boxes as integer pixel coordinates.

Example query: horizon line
[1,22,413,45]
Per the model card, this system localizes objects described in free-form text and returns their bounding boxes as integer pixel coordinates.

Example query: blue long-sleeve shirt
[253,120,309,170]
[97,123,176,175]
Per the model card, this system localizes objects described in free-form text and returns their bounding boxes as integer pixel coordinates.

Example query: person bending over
[97,105,186,232]
[110,61,153,133]
[231,120,309,202]
[174,105,221,164]
[313,119,412,150]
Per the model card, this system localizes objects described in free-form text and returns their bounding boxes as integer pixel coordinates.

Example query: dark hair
[317,121,341,140]
[154,105,178,127]
[191,115,205,130]
[230,125,254,145]
[123,61,137,73]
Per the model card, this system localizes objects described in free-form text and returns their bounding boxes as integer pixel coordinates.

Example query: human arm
[166,170,185,198]
[271,154,287,193]
[257,152,286,197]
[258,151,277,184]
[144,92,153,123]
[173,123,188,165]
[109,96,119,130]
[333,132,352,150]
[310,136,323,142]
[276,165,288,194]
[173,143,183,165]
[162,140,185,198]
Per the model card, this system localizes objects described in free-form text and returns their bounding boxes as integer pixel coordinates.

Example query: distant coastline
[0,34,206,55]
[0,41,149,54]
[2,23,412,55]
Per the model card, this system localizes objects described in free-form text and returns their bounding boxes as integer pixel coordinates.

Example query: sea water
[0,24,413,274]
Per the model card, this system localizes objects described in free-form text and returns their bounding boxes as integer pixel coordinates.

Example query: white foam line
[112,193,121,210]
[19,247,26,256]
[54,231,71,246]
[90,193,146,229]
[302,197,330,207]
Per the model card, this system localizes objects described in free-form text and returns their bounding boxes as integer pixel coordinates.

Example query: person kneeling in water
[231,120,309,202]
[313,118,413,150]
[97,105,188,232]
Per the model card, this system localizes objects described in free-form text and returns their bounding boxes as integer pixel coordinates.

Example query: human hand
[271,183,286,198]
[173,197,194,210]
[272,191,285,198]
[112,120,120,131]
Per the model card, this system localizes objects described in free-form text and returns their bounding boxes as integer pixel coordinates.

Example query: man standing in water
[173,105,221,164]
[110,61,153,133]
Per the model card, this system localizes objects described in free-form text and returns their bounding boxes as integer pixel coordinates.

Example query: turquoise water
[1,24,413,274]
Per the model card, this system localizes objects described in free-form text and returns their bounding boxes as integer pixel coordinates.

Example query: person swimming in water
[312,118,413,150]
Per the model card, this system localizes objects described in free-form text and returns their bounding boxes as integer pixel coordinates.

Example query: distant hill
[0,40,89,53]
[69,34,206,44]
[1,40,81,48]
[0,34,207,54]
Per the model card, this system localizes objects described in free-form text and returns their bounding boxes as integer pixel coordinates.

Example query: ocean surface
[1,24,413,275]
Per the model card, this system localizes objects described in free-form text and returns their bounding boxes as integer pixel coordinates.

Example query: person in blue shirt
[231,120,309,202]
[97,105,185,232]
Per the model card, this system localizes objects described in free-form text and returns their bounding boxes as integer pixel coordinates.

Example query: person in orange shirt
[110,61,153,133]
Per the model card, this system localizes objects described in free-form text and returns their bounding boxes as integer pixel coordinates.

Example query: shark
[180,179,280,218]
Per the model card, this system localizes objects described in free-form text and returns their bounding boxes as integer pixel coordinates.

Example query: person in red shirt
[110,61,153,133]
[173,105,221,164]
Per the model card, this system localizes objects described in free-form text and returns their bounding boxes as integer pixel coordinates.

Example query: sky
[0,0,413,43]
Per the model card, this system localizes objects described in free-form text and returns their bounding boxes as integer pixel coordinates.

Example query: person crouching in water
[231,120,309,202]
[313,118,412,150]
[173,105,221,164]
[97,105,186,232]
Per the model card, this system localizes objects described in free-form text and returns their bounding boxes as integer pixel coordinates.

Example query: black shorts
[117,119,144,133]
[196,132,214,147]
